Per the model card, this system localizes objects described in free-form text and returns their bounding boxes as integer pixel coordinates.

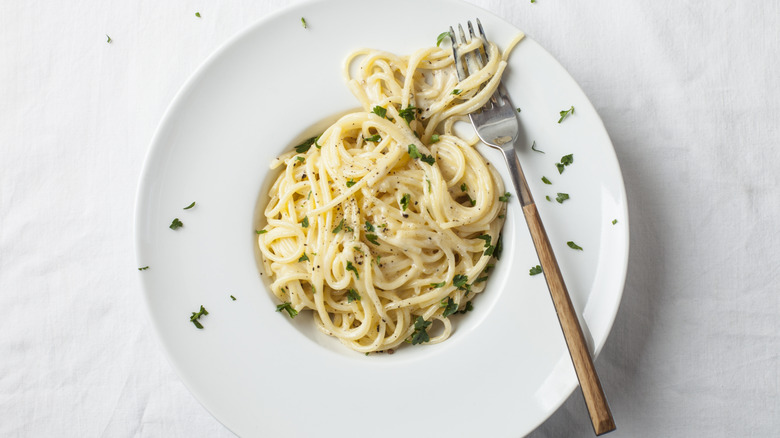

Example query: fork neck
[503,145,535,207]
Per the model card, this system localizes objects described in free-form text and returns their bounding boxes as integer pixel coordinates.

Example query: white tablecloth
[2,0,778,436]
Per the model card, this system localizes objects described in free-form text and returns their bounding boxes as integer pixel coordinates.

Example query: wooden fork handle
[522,202,616,436]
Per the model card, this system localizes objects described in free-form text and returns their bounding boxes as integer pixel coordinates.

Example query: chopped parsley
[561,154,574,166]
[400,193,411,211]
[276,302,298,318]
[456,301,474,314]
[195,12,201,17]
[364,134,381,143]
[430,134,440,143]
[365,234,380,245]
[531,141,545,153]
[372,106,387,118]
[452,89,462,95]
[558,106,575,123]
[183,201,196,210]
[346,179,356,188]
[453,274,468,289]
[546,196,552,202]
[461,183,469,192]
[301,216,309,228]
[332,218,345,233]
[256,229,267,234]
[410,316,431,344]
[407,144,434,164]
[295,156,305,163]
[398,105,419,124]
[300,17,307,28]
[556,163,565,174]
[365,221,374,232]
[516,107,522,112]
[567,241,583,251]
[442,297,458,317]
[499,192,511,202]
[230,295,236,301]
[477,234,492,247]
[347,289,361,303]
[138,266,149,271]
[106,34,111,43]
[420,154,435,165]
[169,218,183,230]
[298,253,309,262]
[346,261,359,278]
[408,144,422,159]
[612,219,618,225]
[541,176,552,185]
[190,305,208,329]
[294,136,317,153]
[555,193,570,204]
[436,31,450,47]
[494,234,504,260]
[529,265,542,276]
[430,281,446,288]
[483,245,495,257]
[475,276,488,283]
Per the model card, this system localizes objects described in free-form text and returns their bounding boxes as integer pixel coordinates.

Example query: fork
[450,20,616,436]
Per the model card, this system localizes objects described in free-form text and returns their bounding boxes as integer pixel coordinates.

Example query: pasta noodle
[258,33,524,353]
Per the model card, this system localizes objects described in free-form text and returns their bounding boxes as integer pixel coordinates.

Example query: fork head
[449,19,519,150]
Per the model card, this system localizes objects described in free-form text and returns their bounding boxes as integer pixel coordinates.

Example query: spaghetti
[258,33,523,352]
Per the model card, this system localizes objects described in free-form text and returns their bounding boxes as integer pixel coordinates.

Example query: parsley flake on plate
[567,241,583,251]
[436,31,450,47]
[169,218,183,230]
[558,106,574,123]
[529,265,542,276]
[190,305,208,329]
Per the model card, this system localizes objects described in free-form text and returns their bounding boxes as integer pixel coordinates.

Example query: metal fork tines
[449,20,617,436]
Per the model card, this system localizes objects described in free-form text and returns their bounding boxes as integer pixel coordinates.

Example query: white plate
[134,0,628,436]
